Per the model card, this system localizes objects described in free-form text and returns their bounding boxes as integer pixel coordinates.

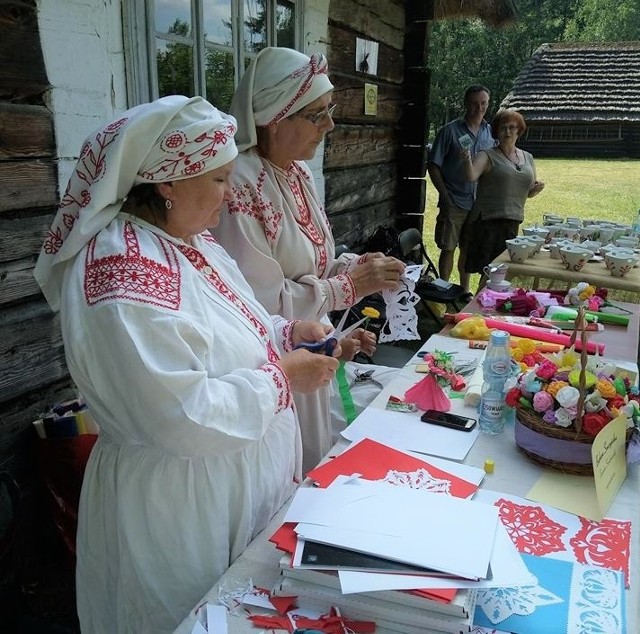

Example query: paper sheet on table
[526,417,628,521]
[341,406,479,461]
[307,437,484,494]
[337,523,534,592]
[527,473,601,520]
[285,479,499,580]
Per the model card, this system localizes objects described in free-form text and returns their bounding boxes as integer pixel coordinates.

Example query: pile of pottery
[511,216,640,277]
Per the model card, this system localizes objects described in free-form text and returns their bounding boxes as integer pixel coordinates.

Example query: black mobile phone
[420,409,477,432]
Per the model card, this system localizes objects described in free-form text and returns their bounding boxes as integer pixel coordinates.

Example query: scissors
[294,309,367,356]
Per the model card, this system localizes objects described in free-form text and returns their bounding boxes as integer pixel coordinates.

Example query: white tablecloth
[175,338,640,634]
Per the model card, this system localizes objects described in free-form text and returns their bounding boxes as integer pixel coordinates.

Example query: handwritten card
[592,415,627,517]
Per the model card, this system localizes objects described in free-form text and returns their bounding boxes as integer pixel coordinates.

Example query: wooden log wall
[324,0,406,249]
[0,1,74,503]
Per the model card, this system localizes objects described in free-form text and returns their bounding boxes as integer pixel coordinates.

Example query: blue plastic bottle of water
[479,330,511,435]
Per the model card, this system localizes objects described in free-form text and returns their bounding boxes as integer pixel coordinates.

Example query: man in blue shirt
[428,85,495,296]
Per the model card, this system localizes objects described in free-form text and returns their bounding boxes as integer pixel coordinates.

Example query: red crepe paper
[405,373,451,411]
[447,312,605,354]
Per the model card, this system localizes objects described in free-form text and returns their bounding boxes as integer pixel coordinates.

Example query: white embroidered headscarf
[231,47,334,152]
[34,95,238,312]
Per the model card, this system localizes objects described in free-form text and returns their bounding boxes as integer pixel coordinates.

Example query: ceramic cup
[548,239,572,259]
[505,238,535,263]
[522,235,545,256]
[543,214,563,226]
[566,217,583,228]
[559,244,593,271]
[522,226,550,242]
[597,226,615,244]
[615,237,639,249]
[483,263,508,285]
[604,251,638,277]
[551,224,579,241]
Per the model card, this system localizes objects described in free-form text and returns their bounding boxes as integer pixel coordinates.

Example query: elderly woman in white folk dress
[34,95,339,633]
[213,47,406,473]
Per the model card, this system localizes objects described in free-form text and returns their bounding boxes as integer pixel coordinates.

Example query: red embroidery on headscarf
[84,222,181,309]
[176,244,280,363]
[228,170,283,243]
[44,120,127,256]
[266,53,330,125]
[139,124,235,181]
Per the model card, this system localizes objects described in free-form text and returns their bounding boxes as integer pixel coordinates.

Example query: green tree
[563,0,640,41]
[157,19,194,98]
[426,0,638,136]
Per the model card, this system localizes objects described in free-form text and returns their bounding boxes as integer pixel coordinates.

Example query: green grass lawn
[422,158,640,296]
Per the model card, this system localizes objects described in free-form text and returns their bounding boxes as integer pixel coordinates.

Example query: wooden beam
[0,300,68,402]
[0,161,58,213]
[324,125,398,170]
[0,0,50,99]
[0,103,54,159]
[325,163,396,215]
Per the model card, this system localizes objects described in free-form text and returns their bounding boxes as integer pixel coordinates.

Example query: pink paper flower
[533,391,554,413]
[535,360,558,381]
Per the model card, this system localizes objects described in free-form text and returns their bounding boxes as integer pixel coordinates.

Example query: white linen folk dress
[214,148,362,472]
[66,215,301,632]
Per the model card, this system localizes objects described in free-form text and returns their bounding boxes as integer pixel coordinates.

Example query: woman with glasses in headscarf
[34,95,340,633]
[213,47,405,473]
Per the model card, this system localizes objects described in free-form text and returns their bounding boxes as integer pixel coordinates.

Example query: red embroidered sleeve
[324,273,357,311]
[257,362,293,413]
[281,320,299,352]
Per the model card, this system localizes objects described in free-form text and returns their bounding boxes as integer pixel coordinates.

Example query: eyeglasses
[499,125,520,132]
[293,103,337,126]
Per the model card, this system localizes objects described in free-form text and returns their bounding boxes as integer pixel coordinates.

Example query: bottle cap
[490,330,509,344]
[484,459,495,474]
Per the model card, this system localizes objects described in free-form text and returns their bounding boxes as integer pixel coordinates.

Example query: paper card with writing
[474,490,631,587]
[458,133,473,150]
[307,437,480,498]
[474,554,626,634]
[592,415,627,517]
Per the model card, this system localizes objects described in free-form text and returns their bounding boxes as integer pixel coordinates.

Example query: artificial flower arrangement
[506,305,640,474]
[506,347,640,438]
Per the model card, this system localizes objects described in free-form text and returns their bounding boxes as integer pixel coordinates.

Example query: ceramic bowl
[615,237,639,249]
[486,280,511,292]
[550,224,579,241]
[543,214,563,226]
[505,238,535,263]
[559,244,593,271]
[522,226,550,241]
[604,251,638,277]
[548,239,573,259]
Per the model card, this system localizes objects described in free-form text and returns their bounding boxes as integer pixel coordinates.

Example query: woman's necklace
[498,146,523,171]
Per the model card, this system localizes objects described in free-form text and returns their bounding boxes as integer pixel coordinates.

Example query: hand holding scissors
[294,310,367,356]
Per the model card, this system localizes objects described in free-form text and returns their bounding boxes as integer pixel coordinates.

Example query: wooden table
[494,249,640,294]
[175,304,640,634]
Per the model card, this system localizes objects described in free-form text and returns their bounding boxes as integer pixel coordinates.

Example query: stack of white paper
[277,478,535,634]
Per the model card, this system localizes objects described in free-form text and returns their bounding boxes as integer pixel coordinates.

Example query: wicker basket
[514,306,631,475]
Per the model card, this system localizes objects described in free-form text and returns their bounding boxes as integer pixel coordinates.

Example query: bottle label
[480,397,504,422]
[489,360,510,375]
